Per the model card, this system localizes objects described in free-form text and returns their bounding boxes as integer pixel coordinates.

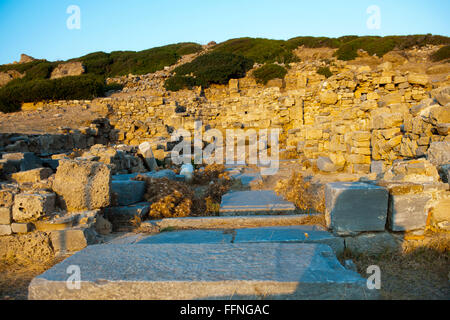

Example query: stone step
[138,225,344,254]
[28,243,376,300]
[143,213,323,230]
[219,190,296,216]
[103,202,150,231]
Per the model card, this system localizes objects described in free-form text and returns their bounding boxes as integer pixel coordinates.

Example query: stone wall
[89,60,449,173]
[20,57,450,174]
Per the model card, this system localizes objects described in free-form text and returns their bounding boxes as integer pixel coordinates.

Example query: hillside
[0,35,449,113]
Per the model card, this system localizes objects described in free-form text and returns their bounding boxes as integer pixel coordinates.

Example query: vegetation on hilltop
[211,37,298,64]
[165,52,253,91]
[0,42,203,112]
[1,35,449,112]
[71,42,203,77]
[253,63,288,84]
[317,66,333,78]
[431,45,450,62]
[0,75,105,113]
[334,34,450,60]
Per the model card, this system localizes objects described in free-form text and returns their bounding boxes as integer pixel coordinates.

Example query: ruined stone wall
[35,60,449,173]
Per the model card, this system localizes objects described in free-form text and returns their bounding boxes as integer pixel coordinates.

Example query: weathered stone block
[325,182,389,235]
[0,187,17,207]
[52,160,111,211]
[111,180,146,206]
[317,156,337,172]
[2,152,42,171]
[50,228,96,254]
[12,193,56,222]
[320,91,338,105]
[388,193,432,231]
[11,167,53,184]
[427,141,450,166]
[371,113,403,130]
[408,73,429,86]
[0,224,12,236]
[431,195,450,223]
[345,233,401,255]
[11,222,33,234]
[0,207,12,224]
[138,142,158,171]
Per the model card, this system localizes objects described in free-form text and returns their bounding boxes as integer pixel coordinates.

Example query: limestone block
[52,160,111,212]
[138,142,158,171]
[388,193,432,231]
[427,141,450,166]
[345,232,401,255]
[11,167,53,184]
[325,182,389,235]
[0,189,15,207]
[408,74,429,86]
[0,207,12,224]
[11,222,33,233]
[317,157,337,172]
[12,193,56,222]
[50,228,96,254]
[371,113,403,129]
[0,225,12,236]
[431,195,450,223]
[320,91,338,105]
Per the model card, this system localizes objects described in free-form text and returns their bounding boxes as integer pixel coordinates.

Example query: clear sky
[0,0,448,64]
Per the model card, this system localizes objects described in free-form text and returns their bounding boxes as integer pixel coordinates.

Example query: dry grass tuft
[274,171,325,213]
[339,233,450,300]
[134,164,231,218]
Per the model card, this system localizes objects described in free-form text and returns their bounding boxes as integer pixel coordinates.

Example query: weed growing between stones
[134,164,231,218]
[275,172,325,214]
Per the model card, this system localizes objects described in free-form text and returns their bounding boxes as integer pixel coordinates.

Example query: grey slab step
[144,213,323,230]
[138,226,344,254]
[219,190,296,215]
[28,243,376,300]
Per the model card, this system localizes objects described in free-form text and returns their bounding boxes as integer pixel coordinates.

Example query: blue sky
[0,0,448,64]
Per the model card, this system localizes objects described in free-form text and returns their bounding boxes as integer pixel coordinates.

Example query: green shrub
[212,38,297,64]
[70,43,203,77]
[165,52,253,91]
[164,75,198,91]
[431,45,450,62]
[287,36,342,49]
[317,66,333,78]
[253,63,287,84]
[335,35,450,61]
[166,42,203,56]
[0,75,105,113]
[72,51,112,76]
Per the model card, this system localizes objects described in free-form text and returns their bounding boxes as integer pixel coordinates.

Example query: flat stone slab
[28,243,375,300]
[144,214,323,230]
[230,171,263,186]
[219,190,296,215]
[138,226,344,254]
[325,182,388,235]
[139,230,233,244]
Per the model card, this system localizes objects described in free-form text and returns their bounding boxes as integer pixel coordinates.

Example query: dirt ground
[0,259,62,300]
[0,104,103,134]
[339,234,450,300]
